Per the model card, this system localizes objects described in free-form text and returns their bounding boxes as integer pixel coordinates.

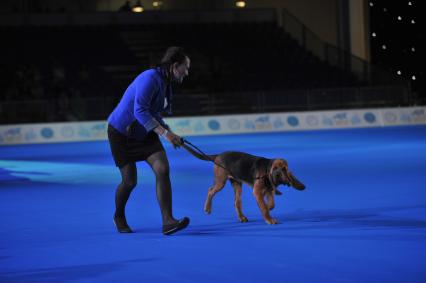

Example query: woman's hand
[154,125,183,149]
[165,131,183,149]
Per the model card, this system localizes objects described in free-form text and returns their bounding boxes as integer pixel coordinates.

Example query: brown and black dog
[182,144,306,224]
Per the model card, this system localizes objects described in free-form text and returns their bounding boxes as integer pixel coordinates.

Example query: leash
[181,138,270,183]
[181,138,229,172]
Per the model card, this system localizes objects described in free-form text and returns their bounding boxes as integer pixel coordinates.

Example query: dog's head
[269,159,306,191]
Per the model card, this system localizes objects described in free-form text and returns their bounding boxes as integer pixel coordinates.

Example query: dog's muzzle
[272,168,291,187]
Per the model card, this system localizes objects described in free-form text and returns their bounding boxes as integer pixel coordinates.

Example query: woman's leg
[146,151,176,226]
[115,162,137,217]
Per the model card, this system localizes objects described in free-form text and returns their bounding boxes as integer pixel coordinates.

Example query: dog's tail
[181,143,217,162]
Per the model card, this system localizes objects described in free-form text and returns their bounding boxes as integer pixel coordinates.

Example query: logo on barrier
[25,129,37,142]
[332,113,348,126]
[254,116,272,130]
[411,109,426,123]
[60,126,75,138]
[40,127,54,139]
[2,128,22,143]
[273,118,284,129]
[174,120,192,134]
[351,115,361,125]
[384,112,397,123]
[322,116,333,126]
[400,113,412,123]
[228,119,241,130]
[306,115,319,126]
[244,120,255,130]
[287,116,299,127]
[193,121,205,133]
[364,112,376,123]
[78,127,91,138]
[91,123,107,138]
[208,120,221,131]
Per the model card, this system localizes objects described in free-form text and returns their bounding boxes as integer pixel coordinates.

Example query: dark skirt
[107,124,164,168]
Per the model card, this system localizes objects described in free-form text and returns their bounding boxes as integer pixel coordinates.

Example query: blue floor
[1,126,426,283]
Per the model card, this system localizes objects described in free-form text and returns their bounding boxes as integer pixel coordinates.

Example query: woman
[107,46,190,235]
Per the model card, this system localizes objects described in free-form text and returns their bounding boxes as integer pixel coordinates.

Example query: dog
[182,143,306,224]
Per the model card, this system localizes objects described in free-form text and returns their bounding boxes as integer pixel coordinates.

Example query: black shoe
[162,217,190,235]
[113,215,133,233]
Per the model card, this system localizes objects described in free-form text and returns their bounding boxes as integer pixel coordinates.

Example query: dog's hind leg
[230,179,248,222]
[204,165,227,214]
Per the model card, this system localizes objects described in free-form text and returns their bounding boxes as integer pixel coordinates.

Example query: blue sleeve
[153,112,168,128]
[134,74,160,132]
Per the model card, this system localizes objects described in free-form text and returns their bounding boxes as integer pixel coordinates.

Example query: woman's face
[172,56,190,83]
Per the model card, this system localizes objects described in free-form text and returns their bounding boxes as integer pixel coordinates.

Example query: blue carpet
[1,126,426,283]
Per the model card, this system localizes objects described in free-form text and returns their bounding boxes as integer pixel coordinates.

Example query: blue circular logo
[208,120,221,131]
[287,116,299,127]
[41,127,54,139]
[364,113,376,123]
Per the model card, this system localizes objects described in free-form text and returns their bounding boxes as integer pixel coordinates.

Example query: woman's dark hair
[157,46,188,69]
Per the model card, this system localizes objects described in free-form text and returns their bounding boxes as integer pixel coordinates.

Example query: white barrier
[1,106,425,145]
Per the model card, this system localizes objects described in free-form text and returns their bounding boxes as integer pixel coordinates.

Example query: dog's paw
[204,200,212,214]
[204,206,211,214]
[265,218,279,225]
[238,215,248,222]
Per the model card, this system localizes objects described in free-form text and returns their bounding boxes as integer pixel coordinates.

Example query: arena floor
[1,126,425,283]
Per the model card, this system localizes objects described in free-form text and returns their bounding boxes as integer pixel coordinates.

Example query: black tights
[114,151,176,225]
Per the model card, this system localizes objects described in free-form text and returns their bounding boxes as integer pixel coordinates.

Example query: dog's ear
[288,172,306,190]
[269,160,277,176]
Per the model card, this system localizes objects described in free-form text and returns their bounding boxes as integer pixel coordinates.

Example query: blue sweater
[108,68,172,139]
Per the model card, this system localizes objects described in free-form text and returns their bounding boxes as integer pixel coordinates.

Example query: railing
[280,9,410,89]
[0,85,413,125]
[0,9,277,26]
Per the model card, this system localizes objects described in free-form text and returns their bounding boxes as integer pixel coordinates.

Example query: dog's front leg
[253,182,278,224]
[266,191,275,211]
